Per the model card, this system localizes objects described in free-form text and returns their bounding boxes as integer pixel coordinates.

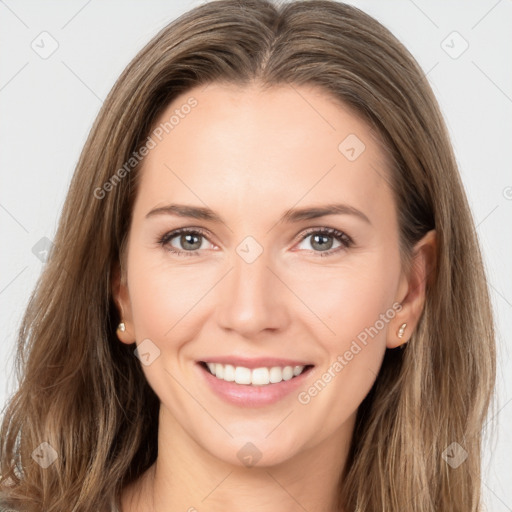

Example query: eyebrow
[145,202,372,226]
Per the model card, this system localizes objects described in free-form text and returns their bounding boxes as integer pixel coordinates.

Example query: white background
[1,0,511,509]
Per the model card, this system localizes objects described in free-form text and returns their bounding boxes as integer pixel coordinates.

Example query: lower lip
[196,362,314,407]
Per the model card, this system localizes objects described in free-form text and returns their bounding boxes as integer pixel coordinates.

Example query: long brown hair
[0,1,496,510]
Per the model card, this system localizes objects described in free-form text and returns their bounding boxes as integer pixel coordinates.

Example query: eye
[157,226,354,258]
[295,227,353,257]
[158,227,214,257]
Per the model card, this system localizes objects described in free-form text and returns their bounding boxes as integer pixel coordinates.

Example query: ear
[387,229,437,349]
[111,260,135,345]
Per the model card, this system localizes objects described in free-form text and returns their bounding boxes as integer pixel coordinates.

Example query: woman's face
[114,82,421,467]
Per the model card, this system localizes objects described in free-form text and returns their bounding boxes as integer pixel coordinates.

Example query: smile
[201,361,312,386]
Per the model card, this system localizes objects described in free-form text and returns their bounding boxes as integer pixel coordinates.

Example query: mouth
[198,361,315,386]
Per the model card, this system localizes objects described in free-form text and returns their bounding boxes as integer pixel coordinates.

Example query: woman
[0,1,496,511]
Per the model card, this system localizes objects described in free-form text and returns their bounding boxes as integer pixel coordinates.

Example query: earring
[397,322,407,338]
[117,322,126,332]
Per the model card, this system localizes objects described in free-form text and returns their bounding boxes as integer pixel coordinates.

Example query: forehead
[133,82,395,227]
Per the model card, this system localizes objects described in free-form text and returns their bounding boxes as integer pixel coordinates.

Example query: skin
[112,82,436,512]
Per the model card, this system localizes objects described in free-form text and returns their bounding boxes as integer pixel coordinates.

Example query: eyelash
[157,227,354,258]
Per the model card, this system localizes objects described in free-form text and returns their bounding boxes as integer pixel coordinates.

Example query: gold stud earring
[118,322,126,332]
[397,322,407,339]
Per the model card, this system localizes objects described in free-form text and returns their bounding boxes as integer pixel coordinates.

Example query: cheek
[290,255,399,397]
[289,257,399,349]
[292,253,400,432]
[126,245,213,343]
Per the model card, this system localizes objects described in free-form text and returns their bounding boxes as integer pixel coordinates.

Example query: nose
[215,246,290,338]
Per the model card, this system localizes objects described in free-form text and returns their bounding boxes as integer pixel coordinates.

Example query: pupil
[312,234,332,251]
[182,234,201,250]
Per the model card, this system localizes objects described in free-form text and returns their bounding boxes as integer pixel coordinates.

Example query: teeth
[205,363,307,385]
[223,364,235,382]
[234,366,251,384]
[251,367,269,386]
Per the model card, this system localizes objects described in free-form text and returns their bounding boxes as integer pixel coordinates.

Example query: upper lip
[199,356,314,369]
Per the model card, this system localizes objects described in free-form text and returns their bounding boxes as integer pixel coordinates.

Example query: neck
[121,404,355,512]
